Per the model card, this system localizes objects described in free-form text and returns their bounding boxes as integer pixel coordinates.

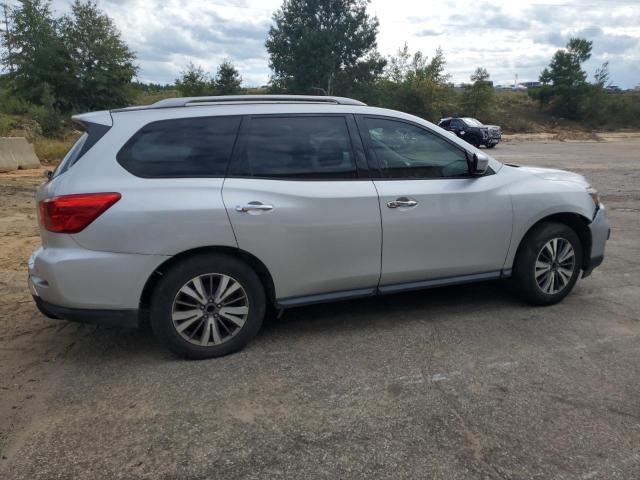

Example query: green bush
[0,113,16,136]
[28,106,64,138]
[0,89,33,115]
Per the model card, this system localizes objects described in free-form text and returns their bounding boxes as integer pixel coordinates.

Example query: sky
[30,0,640,88]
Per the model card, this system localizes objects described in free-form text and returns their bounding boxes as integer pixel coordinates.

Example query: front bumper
[582,204,610,277]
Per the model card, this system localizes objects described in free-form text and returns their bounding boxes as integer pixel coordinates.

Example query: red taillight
[38,193,121,233]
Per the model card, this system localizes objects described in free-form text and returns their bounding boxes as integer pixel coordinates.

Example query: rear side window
[231,116,357,179]
[117,116,241,178]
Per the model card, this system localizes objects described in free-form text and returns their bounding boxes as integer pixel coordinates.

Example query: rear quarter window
[53,133,88,178]
[117,116,241,178]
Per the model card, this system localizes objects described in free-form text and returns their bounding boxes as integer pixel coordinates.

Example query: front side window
[117,116,241,178]
[362,117,470,179]
[234,116,357,179]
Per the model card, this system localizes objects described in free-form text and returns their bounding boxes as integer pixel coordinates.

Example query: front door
[223,114,382,303]
[357,115,512,289]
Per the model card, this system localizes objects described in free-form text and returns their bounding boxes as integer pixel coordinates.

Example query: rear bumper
[28,244,168,310]
[33,296,139,328]
[582,204,610,277]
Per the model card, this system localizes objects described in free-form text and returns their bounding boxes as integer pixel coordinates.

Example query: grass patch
[33,133,80,165]
[0,113,16,136]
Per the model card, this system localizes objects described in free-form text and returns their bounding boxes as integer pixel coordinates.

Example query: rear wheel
[511,222,582,305]
[150,254,265,359]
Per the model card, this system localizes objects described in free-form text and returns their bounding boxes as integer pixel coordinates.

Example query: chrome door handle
[235,202,274,213]
[387,197,418,209]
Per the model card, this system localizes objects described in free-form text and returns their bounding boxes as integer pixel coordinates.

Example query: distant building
[495,84,528,91]
[520,81,541,88]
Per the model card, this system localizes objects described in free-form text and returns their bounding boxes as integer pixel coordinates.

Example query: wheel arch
[511,212,592,272]
[138,246,276,324]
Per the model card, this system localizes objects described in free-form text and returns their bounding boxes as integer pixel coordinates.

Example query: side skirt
[276,270,511,309]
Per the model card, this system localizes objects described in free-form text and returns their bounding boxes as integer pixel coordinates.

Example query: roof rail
[150,95,367,108]
[110,95,367,113]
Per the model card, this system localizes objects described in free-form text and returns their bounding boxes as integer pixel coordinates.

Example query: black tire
[486,143,496,149]
[511,222,583,306]
[150,254,266,359]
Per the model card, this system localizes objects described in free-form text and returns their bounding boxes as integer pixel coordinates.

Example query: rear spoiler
[71,110,113,127]
[70,110,113,158]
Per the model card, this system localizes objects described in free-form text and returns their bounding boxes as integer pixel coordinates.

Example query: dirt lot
[1,139,639,479]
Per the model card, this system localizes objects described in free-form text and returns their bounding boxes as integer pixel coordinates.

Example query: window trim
[355,114,478,181]
[226,113,369,181]
[115,114,242,179]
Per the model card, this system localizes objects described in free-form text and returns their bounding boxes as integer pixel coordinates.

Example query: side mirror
[471,152,489,176]
[43,170,53,181]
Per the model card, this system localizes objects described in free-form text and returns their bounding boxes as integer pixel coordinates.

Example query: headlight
[587,187,599,206]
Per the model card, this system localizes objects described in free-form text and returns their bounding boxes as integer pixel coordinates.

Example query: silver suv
[29,95,610,359]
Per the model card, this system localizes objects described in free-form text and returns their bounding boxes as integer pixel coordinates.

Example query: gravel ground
[0,139,639,479]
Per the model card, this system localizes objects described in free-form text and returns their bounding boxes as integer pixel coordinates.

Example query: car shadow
[258,280,519,339]
[52,279,521,361]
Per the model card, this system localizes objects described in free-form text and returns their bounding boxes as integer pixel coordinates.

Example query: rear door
[222,114,382,303]
[356,115,512,289]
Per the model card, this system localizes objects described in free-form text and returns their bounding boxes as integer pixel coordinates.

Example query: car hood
[516,165,590,187]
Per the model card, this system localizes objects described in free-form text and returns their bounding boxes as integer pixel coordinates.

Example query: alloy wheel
[534,238,576,295]
[171,273,249,346]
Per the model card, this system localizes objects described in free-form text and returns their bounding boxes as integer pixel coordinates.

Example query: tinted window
[234,116,357,179]
[53,133,88,178]
[362,117,470,179]
[117,116,241,178]
[450,119,464,129]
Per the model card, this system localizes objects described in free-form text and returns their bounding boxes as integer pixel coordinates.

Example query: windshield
[462,118,483,127]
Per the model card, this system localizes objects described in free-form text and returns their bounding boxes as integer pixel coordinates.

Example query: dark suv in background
[438,117,501,148]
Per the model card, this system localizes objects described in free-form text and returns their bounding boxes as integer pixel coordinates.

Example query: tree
[594,61,610,87]
[541,37,592,88]
[60,0,137,111]
[213,60,242,95]
[377,44,454,121]
[1,2,15,73]
[1,0,73,110]
[462,67,495,118]
[175,62,213,97]
[418,48,449,84]
[265,0,385,95]
[531,37,608,120]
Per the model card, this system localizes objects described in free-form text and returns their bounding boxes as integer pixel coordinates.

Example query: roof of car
[112,95,367,113]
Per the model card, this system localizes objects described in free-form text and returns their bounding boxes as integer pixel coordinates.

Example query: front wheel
[150,254,266,359]
[511,222,582,306]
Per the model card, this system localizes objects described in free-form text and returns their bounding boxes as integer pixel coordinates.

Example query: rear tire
[150,254,265,359]
[511,222,582,306]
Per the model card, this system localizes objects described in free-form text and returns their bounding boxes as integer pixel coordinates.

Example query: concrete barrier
[0,137,41,172]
